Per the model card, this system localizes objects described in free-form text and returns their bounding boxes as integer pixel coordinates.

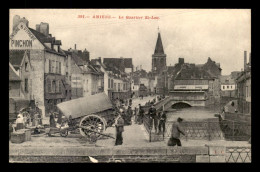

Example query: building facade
[10,19,69,119]
[236,51,251,114]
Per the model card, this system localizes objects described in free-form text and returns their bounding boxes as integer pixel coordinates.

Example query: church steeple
[152,29,167,75]
[154,32,164,54]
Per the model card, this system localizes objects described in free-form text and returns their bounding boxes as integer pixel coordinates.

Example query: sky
[9,9,251,75]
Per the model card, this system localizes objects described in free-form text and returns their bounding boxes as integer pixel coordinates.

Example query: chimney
[140,65,142,70]
[36,24,40,32]
[179,58,184,64]
[13,15,20,31]
[20,17,29,27]
[75,44,77,50]
[244,51,247,71]
[38,22,49,36]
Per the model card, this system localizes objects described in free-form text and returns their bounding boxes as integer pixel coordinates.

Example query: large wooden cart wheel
[79,114,107,139]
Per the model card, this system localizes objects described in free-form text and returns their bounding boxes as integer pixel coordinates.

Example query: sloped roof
[29,28,66,56]
[9,50,25,66]
[9,64,21,81]
[175,64,213,80]
[124,58,133,68]
[71,53,85,66]
[220,75,235,84]
[103,58,125,71]
[139,84,147,90]
[154,32,164,54]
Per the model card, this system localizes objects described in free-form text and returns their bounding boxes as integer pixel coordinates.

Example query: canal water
[166,106,221,122]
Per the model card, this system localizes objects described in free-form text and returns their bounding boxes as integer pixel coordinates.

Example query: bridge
[153,91,207,111]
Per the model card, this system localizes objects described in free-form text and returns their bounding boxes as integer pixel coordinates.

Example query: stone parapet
[9,145,250,163]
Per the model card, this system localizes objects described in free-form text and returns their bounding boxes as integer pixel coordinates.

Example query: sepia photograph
[9,9,251,163]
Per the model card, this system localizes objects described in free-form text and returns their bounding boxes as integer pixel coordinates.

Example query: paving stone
[210,155,226,162]
[196,155,210,162]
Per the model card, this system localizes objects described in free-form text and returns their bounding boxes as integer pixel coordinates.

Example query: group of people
[148,104,186,147]
[15,102,42,130]
[134,104,144,125]
[148,105,167,134]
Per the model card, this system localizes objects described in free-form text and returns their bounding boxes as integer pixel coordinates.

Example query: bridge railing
[143,119,251,142]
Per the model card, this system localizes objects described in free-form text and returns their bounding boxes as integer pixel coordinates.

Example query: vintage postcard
[9,9,251,163]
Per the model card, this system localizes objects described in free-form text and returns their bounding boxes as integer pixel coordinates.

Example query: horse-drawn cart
[47,93,116,142]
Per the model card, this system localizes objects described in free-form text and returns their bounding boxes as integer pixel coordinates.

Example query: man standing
[148,105,158,133]
[114,112,124,146]
[34,102,42,125]
[168,117,186,147]
[138,105,144,125]
[158,111,167,134]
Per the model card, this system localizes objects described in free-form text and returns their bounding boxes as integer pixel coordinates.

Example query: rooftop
[9,50,26,66]
[9,64,21,81]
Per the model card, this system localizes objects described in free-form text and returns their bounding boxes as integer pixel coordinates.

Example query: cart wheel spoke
[79,114,106,139]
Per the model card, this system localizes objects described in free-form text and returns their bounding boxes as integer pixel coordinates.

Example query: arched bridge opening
[171,102,192,109]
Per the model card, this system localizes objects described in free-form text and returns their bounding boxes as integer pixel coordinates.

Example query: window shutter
[56,61,58,73]
[47,79,51,93]
[59,62,61,74]
[49,60,51,73]
[59,80,62,93]
[56,80,59,93]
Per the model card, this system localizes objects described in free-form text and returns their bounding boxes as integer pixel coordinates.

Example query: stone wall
[29,50,45,116]
[9,146,251,163]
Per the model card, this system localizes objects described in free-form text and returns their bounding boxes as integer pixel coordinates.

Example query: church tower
[152,29,167,75]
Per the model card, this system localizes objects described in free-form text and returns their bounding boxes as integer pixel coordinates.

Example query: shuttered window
[52,80,56,93]
[52,60,55,73]
[108,79,110,88]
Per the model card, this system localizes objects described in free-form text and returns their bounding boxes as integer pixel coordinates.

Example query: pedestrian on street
[15,111,24,130]
[138,105,144,124]
[126,106,132,125]
[49,112,56,128]
[148,105,158,132]
[134,107,138,124]
[114,112,124,146]
[34,102,42,125]
[158,111,167,134]
[57,111,62,125]
[168,117,186,147]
